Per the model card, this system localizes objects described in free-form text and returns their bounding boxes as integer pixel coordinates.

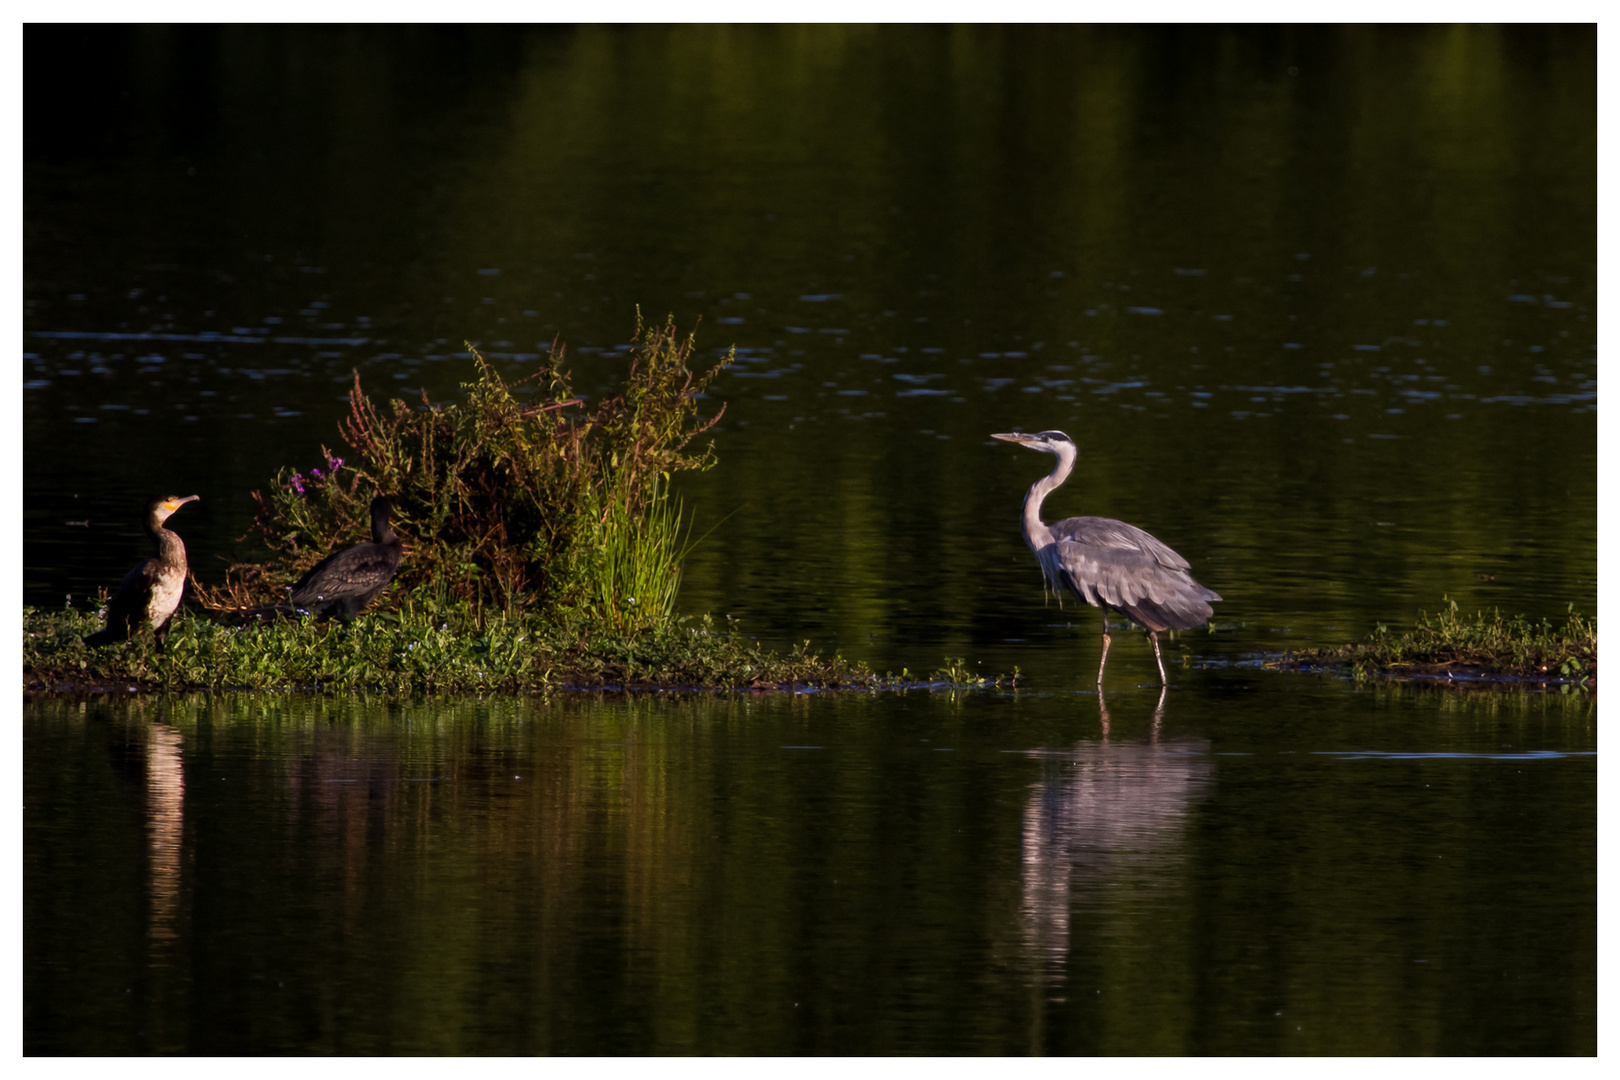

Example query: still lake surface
[23,26,1595,1054]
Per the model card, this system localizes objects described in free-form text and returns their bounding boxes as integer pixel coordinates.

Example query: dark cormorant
[285,495,403,620]
[84,494,200,648]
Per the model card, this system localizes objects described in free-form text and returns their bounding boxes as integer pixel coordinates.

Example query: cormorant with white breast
[84,494,201,649]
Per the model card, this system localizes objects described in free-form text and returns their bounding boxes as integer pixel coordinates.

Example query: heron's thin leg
[1150,684,1166,742]
[1150,630,1168,685]
[1097,606,1112,687]
[1097,687,1111,740]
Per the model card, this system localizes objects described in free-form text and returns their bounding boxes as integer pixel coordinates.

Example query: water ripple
[32,330,371,346]
[1312,750,1594,761]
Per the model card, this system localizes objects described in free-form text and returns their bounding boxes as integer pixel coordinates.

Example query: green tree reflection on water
[23,689,1595,1054]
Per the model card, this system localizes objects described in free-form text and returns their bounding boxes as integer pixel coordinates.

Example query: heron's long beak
[991,432,1039,446]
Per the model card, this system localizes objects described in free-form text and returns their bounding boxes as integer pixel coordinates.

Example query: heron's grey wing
[1053,515,1191,568]
[1047,516,1219,630]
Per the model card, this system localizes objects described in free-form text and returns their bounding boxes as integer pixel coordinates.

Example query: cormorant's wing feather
[289,543,401,602]
[103,557,160,623]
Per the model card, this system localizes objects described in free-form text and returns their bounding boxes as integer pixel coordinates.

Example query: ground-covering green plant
[1278,598,1596,685]
[199,311,726,632]
[24,605,1017,694]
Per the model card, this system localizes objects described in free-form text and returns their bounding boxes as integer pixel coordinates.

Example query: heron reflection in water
[992,430,1220,685]
[1016,688,1213,995]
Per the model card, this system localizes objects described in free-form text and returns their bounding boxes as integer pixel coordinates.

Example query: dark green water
[23,685,1597,1055]
[22,25,1596,1054]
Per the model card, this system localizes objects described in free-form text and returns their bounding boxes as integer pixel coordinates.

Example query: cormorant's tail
[208,603,298,626]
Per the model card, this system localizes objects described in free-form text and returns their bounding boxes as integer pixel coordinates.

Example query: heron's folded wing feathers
[1047,517,1219,631]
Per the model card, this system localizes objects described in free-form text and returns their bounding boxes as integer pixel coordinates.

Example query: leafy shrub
[196,312,729,631]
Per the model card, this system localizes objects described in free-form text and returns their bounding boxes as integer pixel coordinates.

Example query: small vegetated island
[1273,600,1595,690]
[24,315,1001,694]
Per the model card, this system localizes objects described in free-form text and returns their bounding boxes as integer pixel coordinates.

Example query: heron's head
[991,430,1075,456]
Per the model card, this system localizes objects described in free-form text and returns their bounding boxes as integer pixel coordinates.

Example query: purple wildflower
[312,467,322,479]
[292,472,306,494]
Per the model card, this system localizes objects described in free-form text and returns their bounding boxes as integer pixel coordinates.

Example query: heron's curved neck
[1021,448,1075,552]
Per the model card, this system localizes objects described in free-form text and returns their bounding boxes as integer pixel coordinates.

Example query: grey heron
[993,430,1220,685]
